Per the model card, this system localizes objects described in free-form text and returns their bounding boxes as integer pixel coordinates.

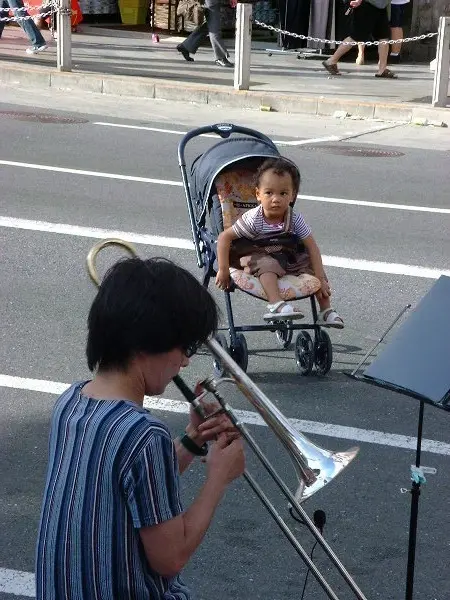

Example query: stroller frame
[178,123,333,376]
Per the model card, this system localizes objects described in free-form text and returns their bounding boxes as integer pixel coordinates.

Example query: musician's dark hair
[86,257,218,371]
[255,157,301,196]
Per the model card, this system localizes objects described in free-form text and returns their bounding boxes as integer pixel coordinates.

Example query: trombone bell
[206,338,359,503]
[293,445,360,502]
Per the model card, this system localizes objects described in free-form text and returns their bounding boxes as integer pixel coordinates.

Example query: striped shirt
[35,382,190,600]
[232,205,311,240]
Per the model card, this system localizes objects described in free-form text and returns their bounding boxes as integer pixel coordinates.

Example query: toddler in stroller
[215,156,344,327]
[178,123,343,375]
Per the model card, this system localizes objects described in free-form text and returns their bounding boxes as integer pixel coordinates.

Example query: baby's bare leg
[259,272,282,303]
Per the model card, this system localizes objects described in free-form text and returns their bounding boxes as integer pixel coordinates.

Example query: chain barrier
[253,18,438,47]
[0,10,53,21]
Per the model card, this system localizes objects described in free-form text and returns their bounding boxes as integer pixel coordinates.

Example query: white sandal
[316,308,344,329]
[263,301,304,322]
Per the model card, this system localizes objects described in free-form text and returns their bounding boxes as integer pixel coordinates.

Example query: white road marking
[298,194,450,214]
[93,122,221,138]
[0,216,193,249]
[0,567,34,597]
[1,215,449,279]
[0,160,183,187]
[93,121,339,145]
[1,159,449,215]
[1,373,449,456]
[92,120,405,146]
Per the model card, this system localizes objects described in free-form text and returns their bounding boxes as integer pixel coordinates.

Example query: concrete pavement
[1,97,450,599]
[0,23,449,123]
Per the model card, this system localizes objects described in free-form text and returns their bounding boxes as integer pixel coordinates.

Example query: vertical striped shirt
[36,382,191,600]
[232,205,311,240]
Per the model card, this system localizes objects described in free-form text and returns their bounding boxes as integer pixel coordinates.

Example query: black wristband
[180,434,208,456]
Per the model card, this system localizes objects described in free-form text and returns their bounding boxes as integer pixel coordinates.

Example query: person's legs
[356,42,365,65]
[7,0,46,47]
[389,5,405,56]
[390,27,403,55]
[205,2,228,62]
[179,21,208,57]
[323,3,370,72]
[259,272,283,304]
[373,6,395,76]
[377,40,389,74]
[324,37,353,66]
[0,0,8,37]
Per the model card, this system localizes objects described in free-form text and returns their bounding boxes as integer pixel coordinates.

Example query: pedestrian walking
[176,0,233,68]
[323,0,397,78]
[0,0,47,54]
[355,0,410,65]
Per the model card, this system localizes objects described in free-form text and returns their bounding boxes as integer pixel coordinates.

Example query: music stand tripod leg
[405,400,425,600]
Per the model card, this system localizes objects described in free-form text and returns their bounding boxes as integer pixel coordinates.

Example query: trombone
[86,238,368,600]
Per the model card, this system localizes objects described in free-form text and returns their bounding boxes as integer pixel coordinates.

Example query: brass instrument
[86,238,367,600]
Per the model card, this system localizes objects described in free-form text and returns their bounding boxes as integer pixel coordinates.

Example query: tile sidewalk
[0,23,448,123]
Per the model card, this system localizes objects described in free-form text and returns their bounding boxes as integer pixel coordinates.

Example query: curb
[0,62,448,125]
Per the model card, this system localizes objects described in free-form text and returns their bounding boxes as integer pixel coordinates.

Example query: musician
[35,256,245,599]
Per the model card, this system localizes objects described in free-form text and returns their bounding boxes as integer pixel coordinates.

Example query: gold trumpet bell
[294,445,360,503]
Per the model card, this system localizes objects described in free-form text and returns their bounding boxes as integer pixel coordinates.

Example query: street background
[0,84,450,600]
[0,23,448,122]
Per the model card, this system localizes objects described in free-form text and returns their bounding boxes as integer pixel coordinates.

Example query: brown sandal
[322,60,341,76]
[375,69,398,79]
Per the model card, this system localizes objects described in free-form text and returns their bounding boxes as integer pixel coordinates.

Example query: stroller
[178,123,333,376]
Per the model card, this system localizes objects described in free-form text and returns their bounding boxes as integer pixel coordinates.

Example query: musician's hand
[207,433,246,484]
[349,0,362,7]
[215,268,231,291]
[188,402,237,445]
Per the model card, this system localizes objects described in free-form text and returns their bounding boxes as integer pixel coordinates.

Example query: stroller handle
[177,123,275,166]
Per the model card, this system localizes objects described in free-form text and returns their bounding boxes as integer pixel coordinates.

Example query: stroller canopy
[190,136,282,223]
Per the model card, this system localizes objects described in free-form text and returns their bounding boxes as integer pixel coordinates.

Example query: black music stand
[350,275,450,600]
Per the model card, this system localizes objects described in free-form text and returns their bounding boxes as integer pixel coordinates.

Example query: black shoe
[177,44,194,62]
[389,54,401,64]
[215,57,233,68]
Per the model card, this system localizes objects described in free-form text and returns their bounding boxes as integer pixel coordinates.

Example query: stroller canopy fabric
[190,136,283,223]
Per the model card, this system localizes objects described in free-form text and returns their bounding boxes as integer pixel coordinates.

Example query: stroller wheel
[230,333,248,373]
[275,326,293,350]
[314,329,333,376]
[212,333,230,378]
[295,331,314,376]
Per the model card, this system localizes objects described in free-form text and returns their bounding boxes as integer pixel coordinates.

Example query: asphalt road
[0,88,449,600]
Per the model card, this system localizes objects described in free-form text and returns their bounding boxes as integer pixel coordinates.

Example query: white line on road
[92,120,405,146]
[0,160,183,187]
[1,159,449,215]
[298,194,450,214]
[0,567,34,597]
[1,215,449,279]
[1,373,450,455]
[92,121,340,145]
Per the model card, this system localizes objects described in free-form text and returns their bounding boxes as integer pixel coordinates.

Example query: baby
[215,157,344,327]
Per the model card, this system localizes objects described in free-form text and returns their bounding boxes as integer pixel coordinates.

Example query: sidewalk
[0,23,449,123]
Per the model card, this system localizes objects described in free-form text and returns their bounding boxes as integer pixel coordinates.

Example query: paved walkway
[0,23,448,122]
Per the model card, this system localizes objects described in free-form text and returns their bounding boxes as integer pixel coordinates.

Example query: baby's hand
[216,269,231,290]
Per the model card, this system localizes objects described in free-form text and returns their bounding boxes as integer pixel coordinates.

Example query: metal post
[234,2,252,91]
[57,0,72,71]
[432,16,450,107]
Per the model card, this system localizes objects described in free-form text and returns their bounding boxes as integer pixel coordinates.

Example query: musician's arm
[174,423,203,474]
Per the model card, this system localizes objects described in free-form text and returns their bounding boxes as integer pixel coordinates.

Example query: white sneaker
[26,44,48,55]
